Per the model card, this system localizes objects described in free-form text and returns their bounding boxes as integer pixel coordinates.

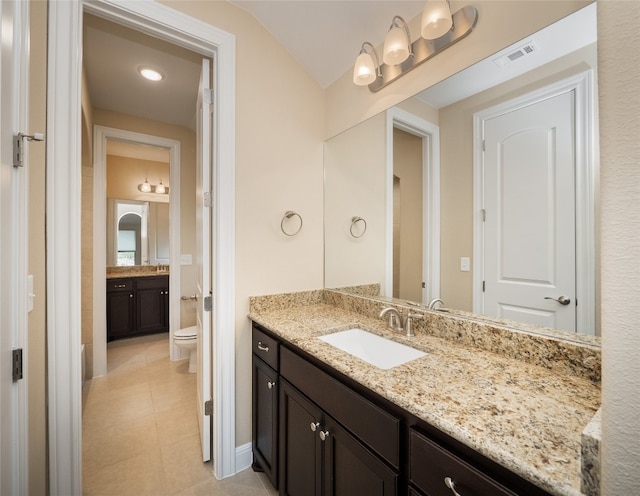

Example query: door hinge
[482,281,486,292]
[203,192,212,208]
[482,140,486,152]
[481,209,486,222]
[421,282,426,289]
[12,348,23,381]
[203,88,214,106]
[204,295,212,312]
[204,399,213,416]
[13,132,44,167]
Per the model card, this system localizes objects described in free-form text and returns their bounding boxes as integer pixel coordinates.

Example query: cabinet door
[279,380,322,496]
[136,287,167,333]
[252,356,278,489]
[323,415,397,496]
[106,290,134,340]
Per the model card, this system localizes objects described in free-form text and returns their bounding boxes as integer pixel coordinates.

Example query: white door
[196,58,213,462]
[481,91,576,331]
[0,0,29,492]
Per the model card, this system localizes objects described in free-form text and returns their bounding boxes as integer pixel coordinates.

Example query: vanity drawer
[106,279,133,292]
[281,346,400,469]
[410,429,517,496]
[136,275,169,290]
[252,326,279,371]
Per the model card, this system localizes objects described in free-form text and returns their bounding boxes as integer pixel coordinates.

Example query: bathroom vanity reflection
[324,4,599,338]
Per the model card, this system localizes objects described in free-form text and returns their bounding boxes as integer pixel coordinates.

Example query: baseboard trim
[235,442,252,473]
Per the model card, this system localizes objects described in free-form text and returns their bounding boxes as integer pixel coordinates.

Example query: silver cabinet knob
[267,381,276,390]
[319,430,330,441]
[544,295,571,305]
[444,477,462,496]
[310,422,320,432]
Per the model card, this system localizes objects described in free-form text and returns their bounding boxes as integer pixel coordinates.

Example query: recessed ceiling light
[138,66,164,82]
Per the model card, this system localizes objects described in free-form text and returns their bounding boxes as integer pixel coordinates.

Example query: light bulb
[421,0,453,40]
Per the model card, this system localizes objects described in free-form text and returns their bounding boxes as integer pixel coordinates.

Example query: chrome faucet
[379,307,423,337]
[379,307,403,332]
[427,298,444,310]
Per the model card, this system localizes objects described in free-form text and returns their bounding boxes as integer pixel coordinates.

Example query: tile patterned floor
[82,334,277,496]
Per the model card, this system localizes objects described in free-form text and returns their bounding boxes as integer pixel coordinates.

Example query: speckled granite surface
[581,408,601,495]
[106,265,169,279]
[248,290,601,496]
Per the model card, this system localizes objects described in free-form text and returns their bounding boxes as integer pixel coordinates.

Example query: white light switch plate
[181,254,193,266]
[460,257,470,272]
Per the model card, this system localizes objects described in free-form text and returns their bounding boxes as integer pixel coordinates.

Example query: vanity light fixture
[383,16,413,66]
[138,178,152,193]
[353,3,478,92]
[138,66,164,82]
[421,0,454,40]
[155,180,166,194]
[353,42,381,86]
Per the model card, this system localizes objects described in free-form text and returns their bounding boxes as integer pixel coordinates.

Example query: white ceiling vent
[494,41,539,68]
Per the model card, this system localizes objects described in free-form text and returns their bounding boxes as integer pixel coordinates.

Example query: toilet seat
[174,326,197,339]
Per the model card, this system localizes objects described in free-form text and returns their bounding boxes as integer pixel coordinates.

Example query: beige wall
[598,1,640,493]
[106,155,170,203]
[324,113,387,289]
[94,109,198,329]
[161,1,326,447]
[27,2,47,494]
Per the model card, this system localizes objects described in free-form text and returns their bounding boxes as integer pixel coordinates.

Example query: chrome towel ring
[281,210,303,236]
[350,216,367,238]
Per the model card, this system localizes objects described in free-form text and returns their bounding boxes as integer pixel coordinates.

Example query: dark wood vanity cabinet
[251,322,551,496]
[409,429,517,496]
[106,279,135,339]
[252,327,280,489]
[107,275,168,341]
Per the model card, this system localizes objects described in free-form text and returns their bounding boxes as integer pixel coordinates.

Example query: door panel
[196,58,213,462]
[482,91,576,331]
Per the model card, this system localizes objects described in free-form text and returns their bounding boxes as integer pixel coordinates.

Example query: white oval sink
[318,328,426,370]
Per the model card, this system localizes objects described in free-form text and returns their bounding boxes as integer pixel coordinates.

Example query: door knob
[544,295,571,305]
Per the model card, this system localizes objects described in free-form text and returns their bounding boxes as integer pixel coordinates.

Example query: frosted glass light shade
[421,0,453,40]
[139,178,152,193]
[353,51,377,85]
[155,181,166,194]
[383,25,410,65]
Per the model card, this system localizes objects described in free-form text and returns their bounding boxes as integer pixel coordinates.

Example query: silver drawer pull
[319,430,330,442]
[257,342,269,352]
[115,284,126,288]
[267,381,276,390]
[310,422,320,432]
[444,477,462,496]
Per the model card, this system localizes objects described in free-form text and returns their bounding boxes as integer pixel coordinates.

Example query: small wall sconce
[353,1,478,92]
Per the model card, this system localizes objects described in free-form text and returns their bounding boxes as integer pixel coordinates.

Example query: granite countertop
[106,266,170,279]
[249,301,600,496]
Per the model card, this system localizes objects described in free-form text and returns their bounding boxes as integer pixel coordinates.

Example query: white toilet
[174,326,197,373]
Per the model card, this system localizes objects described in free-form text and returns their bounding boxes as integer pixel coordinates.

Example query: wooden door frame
[472,70,596,334]
[47,1,236,493]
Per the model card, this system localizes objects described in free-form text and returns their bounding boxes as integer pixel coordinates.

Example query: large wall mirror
[324,4,599,338]
[105,139,171,267]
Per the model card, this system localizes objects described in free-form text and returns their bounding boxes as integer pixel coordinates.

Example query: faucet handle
[405,312,424,337]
